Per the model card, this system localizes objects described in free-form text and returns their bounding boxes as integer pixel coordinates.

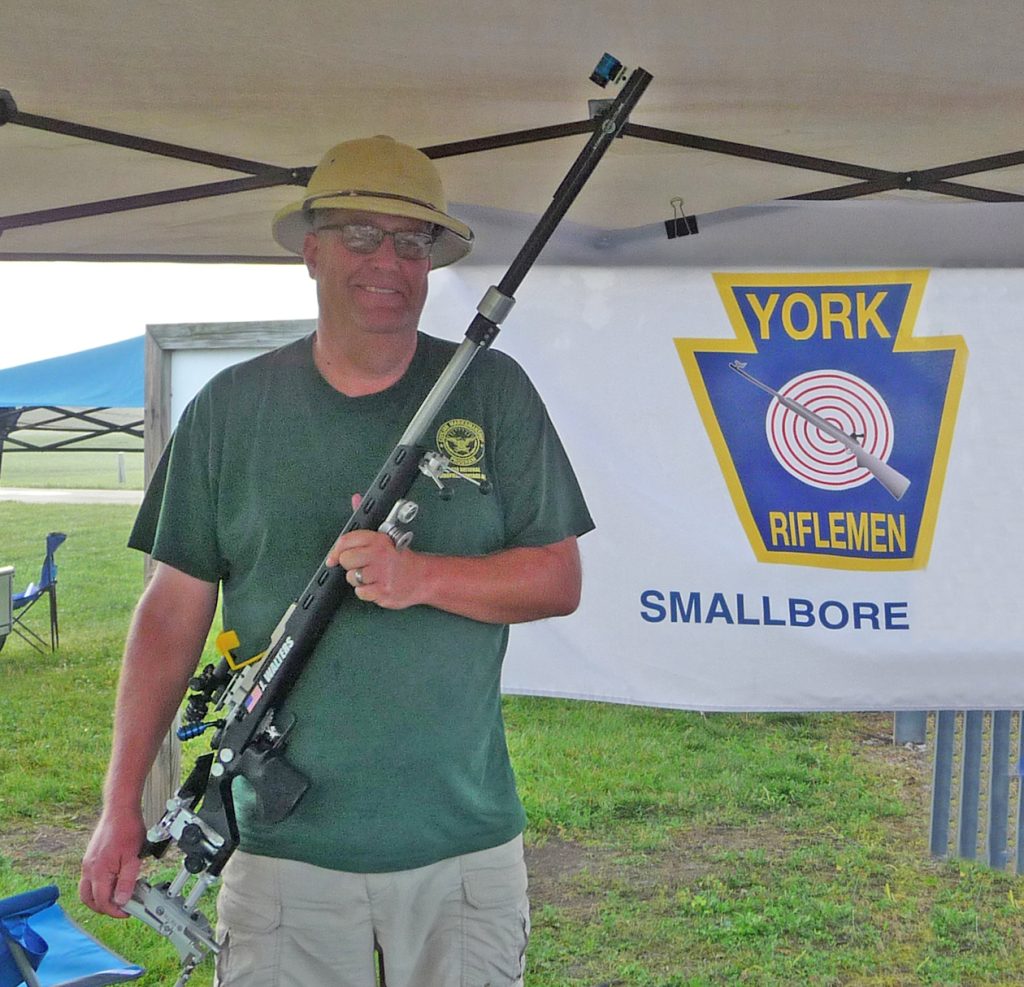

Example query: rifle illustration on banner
[122,54,652,986]
[729,360,910,500]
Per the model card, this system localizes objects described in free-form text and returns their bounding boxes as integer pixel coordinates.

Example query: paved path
[0,487,143,505]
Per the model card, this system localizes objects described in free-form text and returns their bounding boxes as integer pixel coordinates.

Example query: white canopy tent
[2,0,1022,261]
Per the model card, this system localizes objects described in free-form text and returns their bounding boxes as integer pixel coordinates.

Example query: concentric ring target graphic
[765,369,895,491]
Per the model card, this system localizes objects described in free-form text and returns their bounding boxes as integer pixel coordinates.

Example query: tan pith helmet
[272,136,473,267]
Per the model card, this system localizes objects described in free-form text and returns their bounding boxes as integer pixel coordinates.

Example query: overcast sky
[0,261,317,370]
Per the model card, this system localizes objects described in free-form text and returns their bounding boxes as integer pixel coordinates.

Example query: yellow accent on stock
[216,629,265,671]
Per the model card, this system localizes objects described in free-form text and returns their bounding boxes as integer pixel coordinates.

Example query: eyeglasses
[315,222,437,260]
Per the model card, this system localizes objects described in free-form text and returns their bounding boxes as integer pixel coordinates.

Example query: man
[79,135,593,986]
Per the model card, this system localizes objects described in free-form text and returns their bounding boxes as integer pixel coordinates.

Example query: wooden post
[138,321,314,824]
[140,331,179,826]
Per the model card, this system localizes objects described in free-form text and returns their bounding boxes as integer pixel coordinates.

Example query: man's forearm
[333,533,582,624]
[82,563,219,918]
[102,564,218,811]
[411,538,582,623]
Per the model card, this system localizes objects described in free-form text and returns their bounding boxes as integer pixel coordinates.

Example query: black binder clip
[665,197,699,239]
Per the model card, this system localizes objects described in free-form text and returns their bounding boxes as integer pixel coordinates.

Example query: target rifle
[729,360,910,499]
[121,54,652,986]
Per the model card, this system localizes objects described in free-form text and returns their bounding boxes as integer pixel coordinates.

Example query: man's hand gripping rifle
[124,54,651,986]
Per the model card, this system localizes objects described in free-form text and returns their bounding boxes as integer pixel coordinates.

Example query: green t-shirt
[131,332,593,872]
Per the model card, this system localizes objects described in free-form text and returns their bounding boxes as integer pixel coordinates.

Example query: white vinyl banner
[421,265,1024,711]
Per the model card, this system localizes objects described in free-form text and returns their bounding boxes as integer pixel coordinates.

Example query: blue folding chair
[0,885,143,987]
[9,533,66,654]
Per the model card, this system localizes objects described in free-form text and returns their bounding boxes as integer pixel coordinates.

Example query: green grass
[1,504,144,824]
[2,501,1024,985]
[506,701,1024,986]
[2,430,144,489]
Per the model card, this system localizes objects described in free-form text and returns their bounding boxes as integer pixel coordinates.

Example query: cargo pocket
[215,880,283,986]
[461,859,530,987]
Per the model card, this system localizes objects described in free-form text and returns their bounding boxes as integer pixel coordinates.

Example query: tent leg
[0,406,22,483]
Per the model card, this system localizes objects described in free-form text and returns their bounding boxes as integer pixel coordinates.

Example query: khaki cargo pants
[214,836,529,987]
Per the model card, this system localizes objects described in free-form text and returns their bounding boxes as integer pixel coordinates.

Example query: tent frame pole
[2,87,1022,247]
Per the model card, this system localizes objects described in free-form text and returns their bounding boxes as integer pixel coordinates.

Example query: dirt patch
[0,821,92,873]
[524,712,932,917]
[525,824,821,917]
[2,713,932,903]
[850,711,932,820]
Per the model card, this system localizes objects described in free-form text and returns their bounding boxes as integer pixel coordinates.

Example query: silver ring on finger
[353,568,365,586]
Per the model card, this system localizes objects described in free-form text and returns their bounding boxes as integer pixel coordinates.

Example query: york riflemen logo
[676,271,967,570]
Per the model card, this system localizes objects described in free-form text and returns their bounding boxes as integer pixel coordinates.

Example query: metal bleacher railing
[925,710,1023,874]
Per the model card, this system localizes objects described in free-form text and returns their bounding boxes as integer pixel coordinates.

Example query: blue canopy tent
[0,336,144,480]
